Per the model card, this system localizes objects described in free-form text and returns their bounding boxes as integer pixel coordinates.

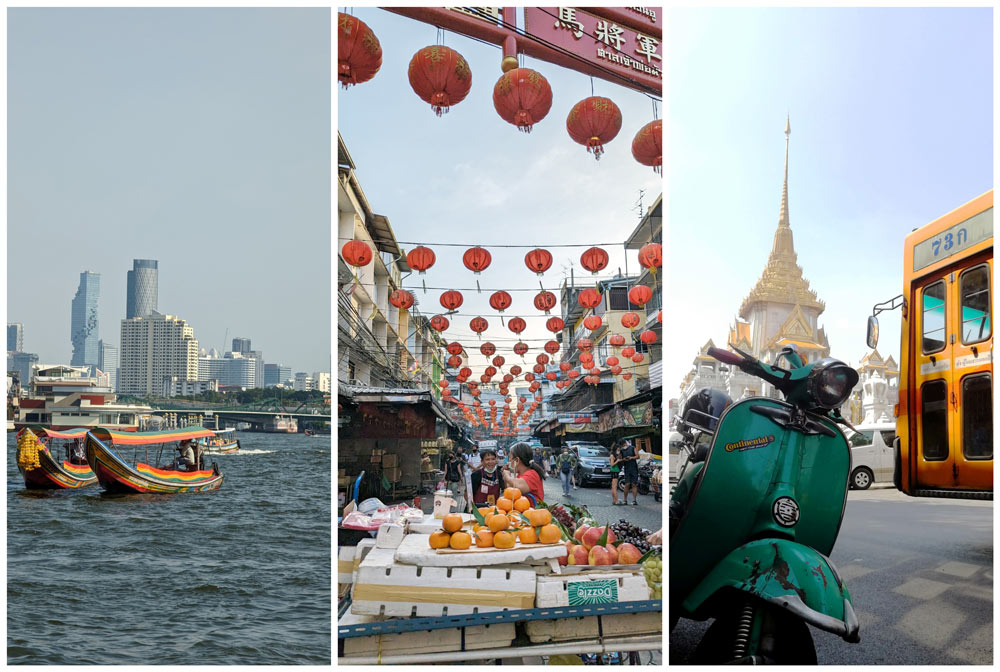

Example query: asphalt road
[541,471,664,537]
[669,487,993,664]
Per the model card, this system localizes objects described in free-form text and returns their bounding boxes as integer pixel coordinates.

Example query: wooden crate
[340,612,515,657]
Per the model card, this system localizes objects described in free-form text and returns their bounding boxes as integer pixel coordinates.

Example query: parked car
[845,422,897,489]
[569,443,612,486]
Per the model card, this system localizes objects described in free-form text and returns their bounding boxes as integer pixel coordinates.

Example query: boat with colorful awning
[85,426,224,494]
[199,428,240,454]
[16,426,98,489]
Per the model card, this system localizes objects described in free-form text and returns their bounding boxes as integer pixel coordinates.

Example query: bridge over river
[146,404,331,433]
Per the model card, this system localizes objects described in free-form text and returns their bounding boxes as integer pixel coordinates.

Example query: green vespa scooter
[670,344,861,663]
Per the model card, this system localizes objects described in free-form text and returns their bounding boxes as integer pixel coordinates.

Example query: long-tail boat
[16,426,98,489]
[199,428,240,454]
[85,426,224,494]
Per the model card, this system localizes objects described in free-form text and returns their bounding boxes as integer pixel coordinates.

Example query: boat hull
[16,430,97,489]
[86,433,224,494]
[202,439,239,454]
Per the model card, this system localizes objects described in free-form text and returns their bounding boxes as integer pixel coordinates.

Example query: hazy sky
[667,7,993,394]
[338,7,663,376]
[7,8,331,373]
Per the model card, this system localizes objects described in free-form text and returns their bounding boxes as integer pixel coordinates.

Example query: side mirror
[866,316,879,349]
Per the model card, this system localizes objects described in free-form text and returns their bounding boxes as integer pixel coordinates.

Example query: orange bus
[868,190,992,499]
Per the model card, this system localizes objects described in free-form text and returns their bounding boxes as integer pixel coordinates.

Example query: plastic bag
[357,497,385,514]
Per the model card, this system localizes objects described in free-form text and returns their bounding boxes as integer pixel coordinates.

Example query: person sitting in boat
[175,440,197,471]
[69,439,87,465]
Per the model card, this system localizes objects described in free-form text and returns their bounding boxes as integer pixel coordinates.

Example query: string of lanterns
[337,12,662,173]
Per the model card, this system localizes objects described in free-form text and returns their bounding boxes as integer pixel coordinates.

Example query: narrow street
[542,473,663,538]
[669,487,993,665]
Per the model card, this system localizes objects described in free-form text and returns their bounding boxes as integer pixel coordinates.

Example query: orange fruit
[442,513,463,533]
[429,530,451,549]
[503,487,522,501]
[518,526,538,544]
[488,515,510,533]
[513,497,531,512]
[450,531,472,550]
[527,509,552,527]
[496,497,513,512]
[538,524,561,544]
[478,507,493,518]
[493,530,516,549]
[473,523,484,533]
[475,529,494,548]
[508,513,524,528]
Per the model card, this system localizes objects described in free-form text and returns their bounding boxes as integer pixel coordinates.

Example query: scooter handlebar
[707,346,746,366]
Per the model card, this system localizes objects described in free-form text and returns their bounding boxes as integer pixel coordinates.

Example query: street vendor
[470,448,503,507]
[444,447,469,513]
[502,442,545,505]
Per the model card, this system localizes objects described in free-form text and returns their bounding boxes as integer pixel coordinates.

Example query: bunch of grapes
[610,519,654,553]
[642,554,662,599]
[550,504,575,533]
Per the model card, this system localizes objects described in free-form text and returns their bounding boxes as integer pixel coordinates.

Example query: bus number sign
[913,207,993,272]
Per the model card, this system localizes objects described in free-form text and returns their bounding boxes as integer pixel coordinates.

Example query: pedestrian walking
[444,447,470,513]
[618,439,640,505]
[609,442,622,505]
[554,445,577,496]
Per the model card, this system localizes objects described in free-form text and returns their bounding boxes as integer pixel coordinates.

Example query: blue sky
[338,7,663,376]
[667,7,993,394]
[7,8,331,373]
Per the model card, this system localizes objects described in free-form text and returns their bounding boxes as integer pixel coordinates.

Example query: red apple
[617,542,642,565]
[569,544,590,566]
[582,525,616,550]
[574,524,590,544]
[605,544,619,564]
[588,545,613,566]
[558,540,574,566]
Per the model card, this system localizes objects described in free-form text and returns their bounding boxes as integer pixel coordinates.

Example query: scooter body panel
[681,538,860,642]
[670,398,850,601]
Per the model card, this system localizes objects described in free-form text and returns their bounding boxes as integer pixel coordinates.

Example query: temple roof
[739,116,825,319]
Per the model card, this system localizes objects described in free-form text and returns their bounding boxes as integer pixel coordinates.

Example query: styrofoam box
[534,570,651,608]
[340,611,515,657]
[351,546,538,617]
[338,546,356,586]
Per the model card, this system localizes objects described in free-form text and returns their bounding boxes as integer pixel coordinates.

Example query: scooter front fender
[682,538,860,643]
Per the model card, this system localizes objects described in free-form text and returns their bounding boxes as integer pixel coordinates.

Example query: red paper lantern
[638,243,662,272]
[609,333,626,348]
[489,399,496,406]
[533,290,557,314]
[545,372,558,381]
[508,317,527,335]
[622,346,636,358]
[546,317,565,333]
[493,68,553,133]
[640,330,657,345]
[580,247,609,274]
[525,248,553,275]
[503,374,514,383]
[621,312,641,330]
[578,338,594,352]
[555,381,565,389]
[341,240,373,268]
[480,374,490,384]
[408,45,472,116]
[438,379,450,388]
[536,353,550,365]
[580,352,594,364]
[485,366,497,377]
[628,285,653,307]
[510,365,522,376]
[530,382,541,392]
[470,317,489,334]
[524,373,535,382]
[463,247,492,274]
[533,363,545,374]
[513,342,529,357]
[481,342,496,356]
[389,289,414,310]
[440,290,464,311]
[567,369,580,379]
[631,120,662,174]
[460,367,472,378]
[544,340,560,355]
[611,365,623,375]
[447,355,462,368]
[338,13,382,88]
[623,373,633,381]
[492,356,506,367]
[430,315,450,332]
[406,245,436,274]
[584,315,603,331]
[632,353,645,364]
[566,96,623,160]
[559,361,572,372]
[446,342,463,356]
[578,288,602,310]
[489,290,512,312]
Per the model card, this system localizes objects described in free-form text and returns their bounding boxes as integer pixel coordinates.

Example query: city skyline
[7,8,331,375]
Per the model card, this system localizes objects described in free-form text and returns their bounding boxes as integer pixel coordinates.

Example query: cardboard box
[384,466,402,482]
[382,454,399,467]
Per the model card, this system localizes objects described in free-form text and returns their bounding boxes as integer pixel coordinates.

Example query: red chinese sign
[524,7,662,92]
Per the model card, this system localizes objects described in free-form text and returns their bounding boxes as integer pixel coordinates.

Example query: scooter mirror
[866,315,879,349]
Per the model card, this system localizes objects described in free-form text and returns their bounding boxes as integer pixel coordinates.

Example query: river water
[7,431,331,665]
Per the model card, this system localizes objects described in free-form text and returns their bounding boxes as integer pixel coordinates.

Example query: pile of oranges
[430,487,563,550]
[428,512,473,550]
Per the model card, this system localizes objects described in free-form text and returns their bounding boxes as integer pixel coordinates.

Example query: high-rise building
[71,271,101,368]
[9,351,38,385]
[313,371,331,393]
[126,259,158,319]
[232,337,251,354]
[198,355,226,383]
[293,372,314,391]
[119,313,199,396]
[7,323,24,352]
[98,340,119,392]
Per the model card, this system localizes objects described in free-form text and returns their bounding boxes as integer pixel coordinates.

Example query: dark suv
[572,443,612,486]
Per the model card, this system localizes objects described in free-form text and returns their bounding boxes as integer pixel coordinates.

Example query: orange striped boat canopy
[23,426,92,440]
[89,426,216,446]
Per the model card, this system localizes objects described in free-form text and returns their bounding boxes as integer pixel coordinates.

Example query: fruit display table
[394,532,567,567]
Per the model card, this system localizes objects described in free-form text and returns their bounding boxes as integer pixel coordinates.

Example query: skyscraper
[119,313,199,396]
[71,271,100,367]
[7,323,23,352]
[126,259,158,319]
[98,340,119,392]
[232,337,251,354]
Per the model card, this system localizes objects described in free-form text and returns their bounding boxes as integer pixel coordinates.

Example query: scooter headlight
[807,359,860,409]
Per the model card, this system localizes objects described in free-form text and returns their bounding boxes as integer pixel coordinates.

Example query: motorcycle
[669,344,861,663]
[619,460,654,496]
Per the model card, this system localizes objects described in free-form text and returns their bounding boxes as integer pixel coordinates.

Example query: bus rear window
[920,380,948,460]
[921,280,947,354]
[960,265,991,345]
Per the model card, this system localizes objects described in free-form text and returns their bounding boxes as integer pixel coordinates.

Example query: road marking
[894,601,964,649]
[836,564,874,581]
[934,561,981,579]
[893,577,952,600]
[951,624,993,664]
